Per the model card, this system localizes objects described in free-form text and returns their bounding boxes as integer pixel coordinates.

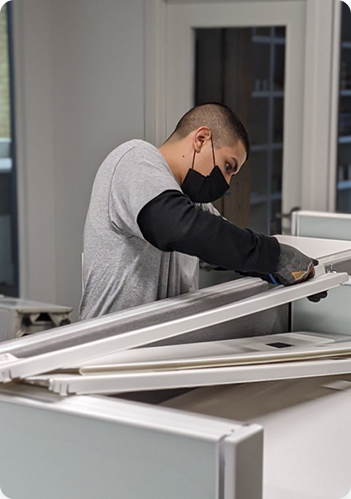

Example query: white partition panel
[0,386,263,499]
[291,210,351,240]
[293,284,351,337]
[290,212,351,337]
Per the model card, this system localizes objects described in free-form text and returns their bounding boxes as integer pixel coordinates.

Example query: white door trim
[144,0,168,146]
[147,0,307,216]
[145,0,341,214]
[301,0,340,212]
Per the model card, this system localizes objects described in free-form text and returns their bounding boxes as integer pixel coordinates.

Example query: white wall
[12,0,56,305]
[13,0,145,319]
[10,0,340,320]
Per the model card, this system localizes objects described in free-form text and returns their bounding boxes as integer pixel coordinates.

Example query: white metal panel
[76,331,337,371]
[293,284,351,337]
[28,344,351,396]
[291,210,351,241]
[0,385,262,499]
[0,277,261,355]
[223,427,263,499]
[0,271,346,383]
[27,356,351,396]
[274,234,351,261]
[77,332,346,375]
[0,384,243,441]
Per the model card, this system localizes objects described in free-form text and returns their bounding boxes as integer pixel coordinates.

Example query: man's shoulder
[111,139,159,159]
[99,139,178,193]
[101,139,165,172]
[111,139,174,177]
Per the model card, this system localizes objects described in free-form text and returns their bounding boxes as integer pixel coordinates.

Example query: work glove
[269,244,327,303]
[270,243,316,286]
[307,291,328,303]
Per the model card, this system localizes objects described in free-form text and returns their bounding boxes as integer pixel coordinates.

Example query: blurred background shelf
[252,91,284,98]
[337,180,351,191]
[252,35,286,45]
[337,3,351,213]
[250,192,282,205]
[0,158,12,173]
[338,136,351,144]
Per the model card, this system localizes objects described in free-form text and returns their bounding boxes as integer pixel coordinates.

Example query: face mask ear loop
[191,149,196,170]
[210,136,216,168]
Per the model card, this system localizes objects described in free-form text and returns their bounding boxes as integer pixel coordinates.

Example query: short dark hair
[169,103,250,157]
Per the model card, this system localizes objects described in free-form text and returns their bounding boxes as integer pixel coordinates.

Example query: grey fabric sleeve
[108,144,181,239]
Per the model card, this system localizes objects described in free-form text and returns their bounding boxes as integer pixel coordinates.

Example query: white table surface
[164,374,351,499]
[275,235,351,260]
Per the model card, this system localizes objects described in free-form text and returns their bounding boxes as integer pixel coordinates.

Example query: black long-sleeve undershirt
[137,190,280,274]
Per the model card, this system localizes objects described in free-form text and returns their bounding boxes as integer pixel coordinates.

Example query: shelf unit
[252,35,286,45]
[249,27,285,235]
[339,135,351,144]
[251,142,283,153]
[338,180,351,191]
[336,4,351,213]
[250,192,282,205]
[0,158,12,174]
[194,26,286,235]
[252,91,284,99]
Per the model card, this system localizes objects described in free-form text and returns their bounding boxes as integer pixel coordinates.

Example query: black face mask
[181,138,229,203]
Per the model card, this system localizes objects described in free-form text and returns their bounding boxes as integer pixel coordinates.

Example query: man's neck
[158,141,188,185]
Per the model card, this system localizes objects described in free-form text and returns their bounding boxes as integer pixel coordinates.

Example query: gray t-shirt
[79,140,201,320]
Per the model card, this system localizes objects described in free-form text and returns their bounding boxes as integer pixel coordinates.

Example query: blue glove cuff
[269,274,279,286]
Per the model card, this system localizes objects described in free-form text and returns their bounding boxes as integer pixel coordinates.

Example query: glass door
[166,0,306,236]
[195,26,286,235]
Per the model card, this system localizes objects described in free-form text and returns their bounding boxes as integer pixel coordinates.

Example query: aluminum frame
[29,355,351,396]
[0,271,346,383]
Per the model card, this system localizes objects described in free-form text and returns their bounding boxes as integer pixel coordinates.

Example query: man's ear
[194,127,211,153]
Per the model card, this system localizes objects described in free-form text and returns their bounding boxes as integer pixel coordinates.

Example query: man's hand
[272,243,316,286]
[307,291,328,303]
[271,244,328,303]
[238,243,328,302]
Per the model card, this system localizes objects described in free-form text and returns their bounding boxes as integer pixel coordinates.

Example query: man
[79,103,317,320]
